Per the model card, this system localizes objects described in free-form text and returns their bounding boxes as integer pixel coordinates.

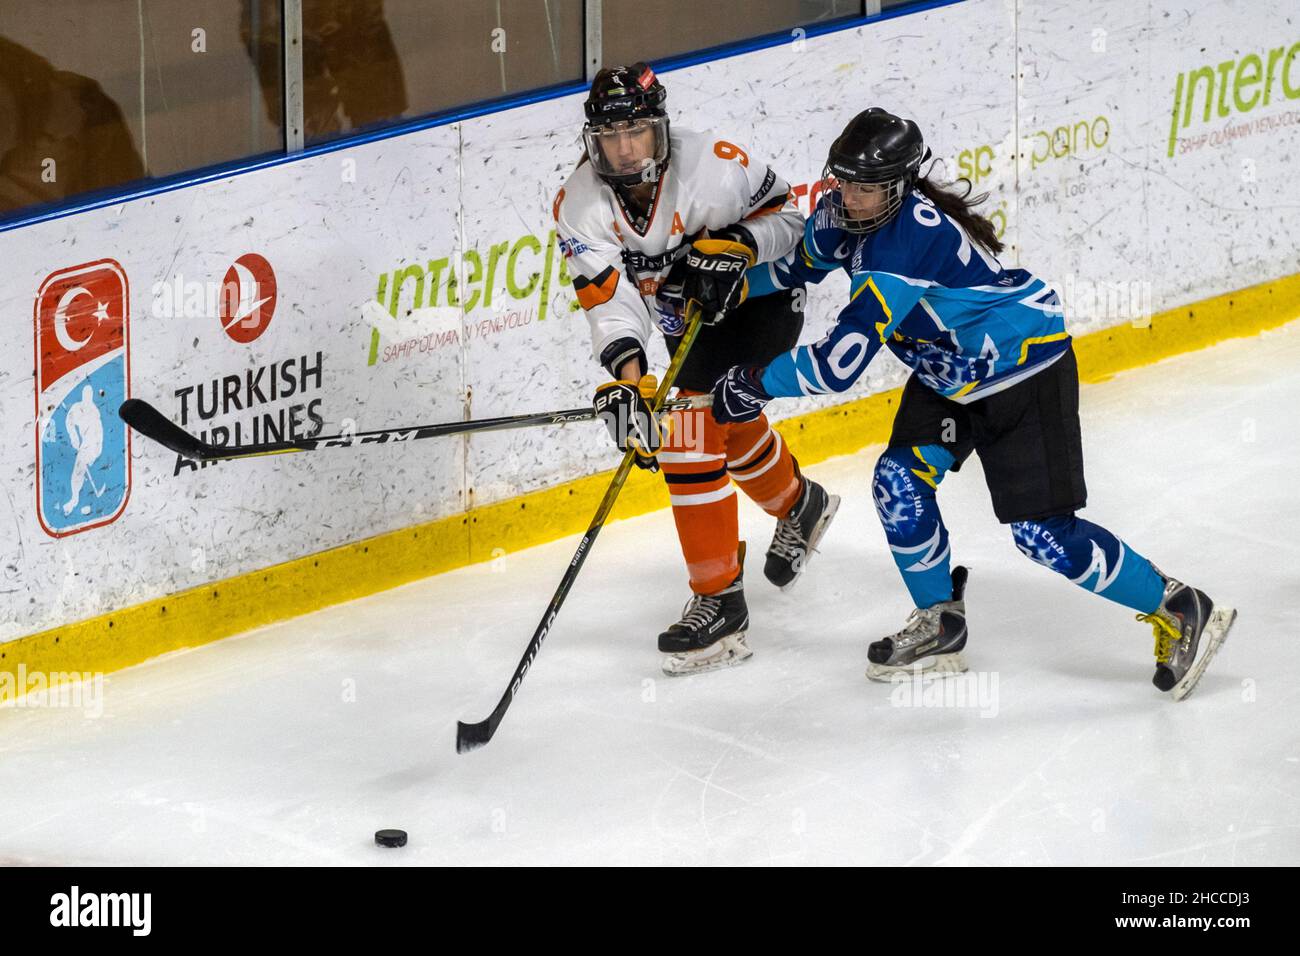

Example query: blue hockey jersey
[751,191,1070,403]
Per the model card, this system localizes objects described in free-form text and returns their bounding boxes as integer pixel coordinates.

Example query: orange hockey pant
[658,392,802,594]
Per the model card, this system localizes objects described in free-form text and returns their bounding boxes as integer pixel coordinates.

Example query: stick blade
[119,399,208,459]
[455,718,496,754]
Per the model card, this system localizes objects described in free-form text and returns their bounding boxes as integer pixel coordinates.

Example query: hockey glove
[803,197,853,267]
[712,365,772,424]
[682,237,757,322]
[594,374,664,471]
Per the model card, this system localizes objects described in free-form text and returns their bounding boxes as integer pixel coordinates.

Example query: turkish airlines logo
[219,253,276,343]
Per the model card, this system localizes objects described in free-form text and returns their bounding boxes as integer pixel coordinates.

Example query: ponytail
[916,175,1004,257]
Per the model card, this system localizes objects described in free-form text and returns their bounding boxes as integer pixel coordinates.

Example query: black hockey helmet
[823,108,930,234]
[583,63,671,187]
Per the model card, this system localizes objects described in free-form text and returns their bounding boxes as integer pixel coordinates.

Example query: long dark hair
[916,175,1004,256]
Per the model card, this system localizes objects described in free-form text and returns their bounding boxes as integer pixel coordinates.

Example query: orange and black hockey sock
[724,413,802,518]
[658,401,740,595]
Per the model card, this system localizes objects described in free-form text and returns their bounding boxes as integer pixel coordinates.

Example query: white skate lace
[769,518,806,561]
[895,607,942,646]
[679,593,723,631]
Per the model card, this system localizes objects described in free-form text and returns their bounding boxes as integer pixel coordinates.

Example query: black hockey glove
[712,365,772,424]
[594,375,664,471]
[682,236,757,323]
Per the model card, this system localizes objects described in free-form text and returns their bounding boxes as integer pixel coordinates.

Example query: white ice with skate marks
[1,325,1297,865]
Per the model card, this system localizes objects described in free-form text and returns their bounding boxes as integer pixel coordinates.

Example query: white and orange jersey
[554,127,803,368]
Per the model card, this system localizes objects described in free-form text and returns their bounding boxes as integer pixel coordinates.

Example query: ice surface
[2,325,1297,865]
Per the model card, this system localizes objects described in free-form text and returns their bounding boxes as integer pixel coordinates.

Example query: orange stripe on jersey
[573,265,619,310]
[552,188,565,221]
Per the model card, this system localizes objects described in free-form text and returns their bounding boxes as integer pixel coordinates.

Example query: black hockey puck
[374,829,407,848]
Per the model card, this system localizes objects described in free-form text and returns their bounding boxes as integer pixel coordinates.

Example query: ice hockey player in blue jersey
[710,108,1236,699]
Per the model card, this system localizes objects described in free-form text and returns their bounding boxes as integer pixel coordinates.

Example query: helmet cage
[584,115,671,187]
[822,160,915,235]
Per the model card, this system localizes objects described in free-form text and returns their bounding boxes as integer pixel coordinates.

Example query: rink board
[2,0,1299,678]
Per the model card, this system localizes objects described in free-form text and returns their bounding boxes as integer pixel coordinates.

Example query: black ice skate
[764,476,840,590]
[659,545,751,676]
[866,566,970,681]
[1138,569,1236,701]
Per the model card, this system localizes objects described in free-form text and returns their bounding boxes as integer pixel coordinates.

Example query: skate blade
[662,633,753,676]
[866,651,968,683]
[779,494,842,593]
[1172,606,1236,702]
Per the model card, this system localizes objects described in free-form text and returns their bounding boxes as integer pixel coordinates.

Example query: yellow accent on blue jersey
[1018,331,1070,365]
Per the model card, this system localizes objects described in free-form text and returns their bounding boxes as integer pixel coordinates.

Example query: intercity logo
[367,229,575,367]
[1168,40,1300,157]
[219,252,277,343]
[34,260,131,537]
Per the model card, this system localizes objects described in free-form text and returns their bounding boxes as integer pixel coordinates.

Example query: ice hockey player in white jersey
[555,63,839,675]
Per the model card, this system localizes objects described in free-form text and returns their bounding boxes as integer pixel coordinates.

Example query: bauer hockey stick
[456,301,711,753]
[118,394,711,463]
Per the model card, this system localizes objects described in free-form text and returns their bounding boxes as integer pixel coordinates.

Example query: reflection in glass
[602,0,859,66]
[0,1,282,221]
[0,35,144,217]
[243,0,408,144]
[294,0,583,144]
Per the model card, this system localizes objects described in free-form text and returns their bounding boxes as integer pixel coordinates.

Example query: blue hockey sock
[1010,515,1165,613]
[873,445,957,608]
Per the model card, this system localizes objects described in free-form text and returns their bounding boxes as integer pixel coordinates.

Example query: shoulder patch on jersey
[559,235,588,258]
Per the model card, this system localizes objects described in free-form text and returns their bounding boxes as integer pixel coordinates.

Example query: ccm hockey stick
[456,302,711,753]
[118,394,710,463]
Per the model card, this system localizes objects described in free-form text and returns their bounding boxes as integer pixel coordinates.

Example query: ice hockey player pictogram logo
[33,259,132,537]
[219,253,277,343]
